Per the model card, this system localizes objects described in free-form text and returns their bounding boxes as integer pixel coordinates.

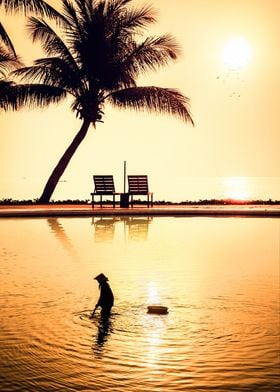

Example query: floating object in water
[147,305,168,314]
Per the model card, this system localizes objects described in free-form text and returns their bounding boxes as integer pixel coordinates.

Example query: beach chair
[91,175,120,207]
[128,175,153,207]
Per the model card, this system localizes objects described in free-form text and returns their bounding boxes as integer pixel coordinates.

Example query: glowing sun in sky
[222,37,252,70]
[223,177,251,200]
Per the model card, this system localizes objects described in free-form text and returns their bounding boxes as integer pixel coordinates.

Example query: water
[0,216,279,391]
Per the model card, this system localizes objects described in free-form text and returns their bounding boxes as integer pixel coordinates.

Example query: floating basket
[147,305,168,315]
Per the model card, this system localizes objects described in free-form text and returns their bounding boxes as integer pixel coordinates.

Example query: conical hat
[94,273,108,282]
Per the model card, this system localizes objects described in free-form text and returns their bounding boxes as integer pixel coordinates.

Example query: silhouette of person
[90,273,114,318]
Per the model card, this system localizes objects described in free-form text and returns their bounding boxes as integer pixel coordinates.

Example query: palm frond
[109,86,194,125]
[28,17,65,56]
[12,58,84,95]
[130,34,180,68]
[113,4,156,33]
[97,34,180,90]
[61,0,82,30]
[0,0,62,20]
[0,79,18,111]
[104,0,132,16]
[12,64,44,82]
[74,0,93,18]
[110,34,180,86]
[0,49,22,77]
[34,58,83,93]
[0,82,67,111]
[0,22,16,57]
[27,16,79,76]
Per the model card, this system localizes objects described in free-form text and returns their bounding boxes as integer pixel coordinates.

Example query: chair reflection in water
[92,217,120,242]
[92,217,153,242]
[123,217,153,241]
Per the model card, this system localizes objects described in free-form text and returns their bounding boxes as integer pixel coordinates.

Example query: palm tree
[1,0,194,203]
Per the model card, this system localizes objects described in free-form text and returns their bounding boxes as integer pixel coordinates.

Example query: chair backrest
[128,175,149,194]
[93,175,115,194]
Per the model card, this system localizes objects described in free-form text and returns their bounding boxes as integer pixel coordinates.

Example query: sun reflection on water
[147,281,161,304]
[142,314,168,371]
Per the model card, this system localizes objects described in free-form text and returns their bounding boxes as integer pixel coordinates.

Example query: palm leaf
[61,0,82,31]
[0,50,21,77]
[109,86,194,125]
[97,34,180,90]
[27,17,80,77]
[74,0,93,19]
[110,4,156,32]
[28,17,67,57]
[0,82,67,111]
[104,0,132,15]
[0,22,16,57]
[0,0,63,20]
[12,58,84,95]
[116,35,180,83]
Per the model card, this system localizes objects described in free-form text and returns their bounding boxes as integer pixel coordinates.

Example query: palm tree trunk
[38,119,91,203]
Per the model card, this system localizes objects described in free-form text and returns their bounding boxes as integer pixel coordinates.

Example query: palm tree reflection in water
[47,218,78,260]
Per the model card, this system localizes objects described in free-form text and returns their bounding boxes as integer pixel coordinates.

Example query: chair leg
[113,195,115,208]
[100,195,103,208]
[92,194,95,208]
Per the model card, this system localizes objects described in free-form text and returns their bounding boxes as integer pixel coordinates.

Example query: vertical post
[124,160,126,193]
[120,160,129,208]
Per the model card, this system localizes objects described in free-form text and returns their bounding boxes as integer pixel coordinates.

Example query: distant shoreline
[0,198,279,206]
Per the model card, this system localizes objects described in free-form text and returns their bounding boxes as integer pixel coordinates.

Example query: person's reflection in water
[95,313,113,347]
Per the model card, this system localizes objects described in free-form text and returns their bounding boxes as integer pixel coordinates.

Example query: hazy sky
[0,0,279,201]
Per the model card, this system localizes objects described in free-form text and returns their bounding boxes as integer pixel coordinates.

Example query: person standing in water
[90,273,114,318]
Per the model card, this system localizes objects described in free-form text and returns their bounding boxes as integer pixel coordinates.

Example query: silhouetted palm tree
[1,0,194,203]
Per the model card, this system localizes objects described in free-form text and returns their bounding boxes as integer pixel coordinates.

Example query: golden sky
[0,0,279,201]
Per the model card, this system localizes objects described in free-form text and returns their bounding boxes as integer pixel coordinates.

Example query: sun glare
[222,37,252,70]
[223,177,251,200]
[147,281,160,304]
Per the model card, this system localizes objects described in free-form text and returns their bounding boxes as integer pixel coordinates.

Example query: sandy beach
[0,204,279,217]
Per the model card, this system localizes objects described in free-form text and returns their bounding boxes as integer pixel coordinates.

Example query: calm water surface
[0,216,279,391]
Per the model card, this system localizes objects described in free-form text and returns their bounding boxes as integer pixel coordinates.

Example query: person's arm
[90,294,101,318]
[90,304,98,318]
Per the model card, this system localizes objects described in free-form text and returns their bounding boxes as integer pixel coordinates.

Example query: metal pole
[123,160,126,193]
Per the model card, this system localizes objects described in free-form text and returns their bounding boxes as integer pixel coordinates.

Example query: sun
[222,37,252,70]
[223,177,251,200]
